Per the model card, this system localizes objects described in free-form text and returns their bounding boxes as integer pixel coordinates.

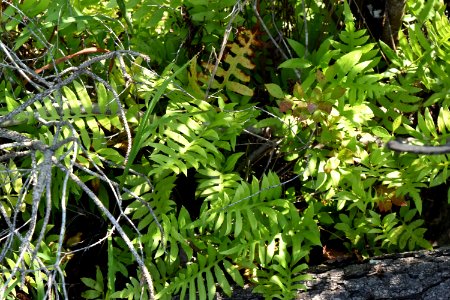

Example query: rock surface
[220,247,450,300]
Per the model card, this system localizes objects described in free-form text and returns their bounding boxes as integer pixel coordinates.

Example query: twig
[33,47,110,75]
[387,140,450,154]
[54,161,156,299]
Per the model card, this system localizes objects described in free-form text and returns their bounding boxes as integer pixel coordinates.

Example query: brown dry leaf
[279,100,293,113]
[378,199,392,213]
[316,69,326,83]
[318,102,332,113]
[391,194,407,207]
[293,82,304,99]
[322,245,352,261]
[375,185,407,212]
[307,102,318,113]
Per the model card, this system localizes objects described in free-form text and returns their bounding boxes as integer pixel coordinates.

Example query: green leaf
[197,276,206,300]
[224,152,244,172]
[417,0,435,23]
[287,38,306,57]
[74,81,92,114]
[234,210,243,237]
[403,209,417,223]
[424,108,437,138]
[63,86,81,115]
[265,83,285,98]
[223,260,244,287]
[269,274,284,288]
[317,212,334,225]
[416,237,433,250]
[81,290,102,299]
[214,265,231,296]
[5,91,19,111]
[74,119,91,150]
[189,279,196,300]
[278,58,312,69]
[335,50,363,76]
[266,239,276,262]
[206,268,216,300]
[371,126,391,139]
[107,232,115,294]
[379,40,401,66]
[96,83,108,114]
[81,277,102,292]
[147,8,165,28]
[303,229,322,246]
[110,290,132,298]
[96,148,123,163]
[95,266,104,292]
[19,0,50,17]
[227,81,254,96]
[392,115,402,133]
[409,189,422,215]
[220,243,243,256]
[398,230,409,249]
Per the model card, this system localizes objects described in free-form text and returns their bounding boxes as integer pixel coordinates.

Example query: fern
[110,277,148,300]
[272,0,435,261]
[123,170,319,300]
[144,86,259,177]
[0,46,167,298]
[196,166,242,205]
[157,247,244,300]
[188,28,261,101]
[321,14,385,106]
[252,255,310,300]
[145,100,223,176]
[5,0,448,299]
[187,172,319,299]
[196,172,282,234]
[126,171,177,233]
[2,79,126,166]
[397,106,450,186]
[379,6,450,113]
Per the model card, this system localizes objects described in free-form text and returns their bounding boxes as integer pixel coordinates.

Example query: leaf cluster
[1,1,450,300]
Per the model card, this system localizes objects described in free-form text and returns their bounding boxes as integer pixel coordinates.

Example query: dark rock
[216,247,450,300]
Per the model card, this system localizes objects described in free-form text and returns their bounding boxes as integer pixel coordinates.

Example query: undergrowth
[0,0,449,299]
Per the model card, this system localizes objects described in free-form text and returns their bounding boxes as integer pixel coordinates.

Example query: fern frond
[197,167,242,204]
[157,244,243,300]
[146,114,223,176]
[199,172,284,236]
[252,259,310,300]
[146,92,259,177]
[188,28,261,101]
[1,79,129,167]
[392,12,450,107]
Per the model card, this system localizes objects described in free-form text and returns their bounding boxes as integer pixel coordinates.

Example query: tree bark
[350,0,406,49]
[381,0,407,49]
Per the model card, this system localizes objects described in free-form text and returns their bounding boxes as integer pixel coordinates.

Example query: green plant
[2,0,450,300]
[81,266,106,299]
[262,1,435,259]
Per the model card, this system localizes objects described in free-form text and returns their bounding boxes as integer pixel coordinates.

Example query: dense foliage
[1,0,450,299]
